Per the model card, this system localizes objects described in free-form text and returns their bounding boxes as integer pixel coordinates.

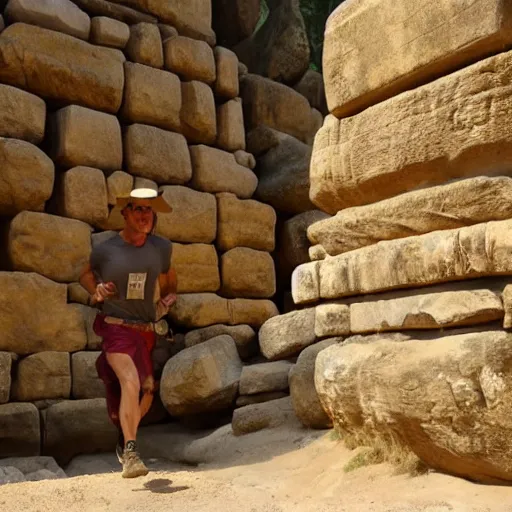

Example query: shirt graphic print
[126,273,147,300]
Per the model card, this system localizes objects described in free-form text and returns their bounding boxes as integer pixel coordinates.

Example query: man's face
[123,199,155,234]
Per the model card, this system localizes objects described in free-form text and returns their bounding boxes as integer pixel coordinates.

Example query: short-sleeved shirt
[90,234,172,322]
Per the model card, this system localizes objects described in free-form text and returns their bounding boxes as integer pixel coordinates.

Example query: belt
[104,316,169,336]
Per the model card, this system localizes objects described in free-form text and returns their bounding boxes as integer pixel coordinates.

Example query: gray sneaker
[122,442,148,479]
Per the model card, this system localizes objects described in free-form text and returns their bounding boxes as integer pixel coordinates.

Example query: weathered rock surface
[214,46,239,99]
[229,299,279,327]
[43,399,117,466]
[106,171,133,206]
[124,124,191,184]
[5,0,91,40]
[0,84,45,144]
[241,74,317,144]
[67,282,90,305]
[0,353,12,404]
[122,62,181,132]
[293,219,512,304]
[190,145,258,199]
[316,331,512,484]
[90,16,129,48]
[8,212,92,283]
[289,339,337,429]
[239,361,293,395]
[309,177,512,257]
[12,352,71,402]
[0,272,87,354]
[312,51,512,213]
[236,391,288,407]
[160,335,243,416]
[221,247,276,298]
[246,125,282,156]
[156,186,217,243]
[503,284,512,329]
[232,396,299,435]
[172,243,220,293]
[235,0,309,85]
[164,35,215,83]
[351,290,504,334]
[52,105,122,172]
[212,0,260,47]
[126,22,163,68]
[180,81,217,145]
[0,23,124,113]
[71,352,105,399]
[0,457,66,482]
[0,138,54,216]
[259,309,316,360]
[184,324,257,360]
[256,132,314,214]
[76,305,103,350]
[216,98,245,152]
[71,0,157,25]
[315,304,350,338]
[216,193,276,252]
[324,0,512,118]
[0,403,40,457]
[294,69,327,115]
[234,150,256,170]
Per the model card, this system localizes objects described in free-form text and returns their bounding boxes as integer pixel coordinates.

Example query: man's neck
[120,229,148,247]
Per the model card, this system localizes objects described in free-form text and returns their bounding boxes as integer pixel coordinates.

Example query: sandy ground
[2,423,512,512]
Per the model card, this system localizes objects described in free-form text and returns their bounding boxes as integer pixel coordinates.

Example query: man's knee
[119,373,140,395]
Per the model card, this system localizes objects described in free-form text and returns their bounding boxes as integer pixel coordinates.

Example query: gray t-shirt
[90,234,172,322]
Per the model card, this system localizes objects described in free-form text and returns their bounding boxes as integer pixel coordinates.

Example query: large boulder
[12,352,71,401]
[126,22,163,68]
[216,193,276,252]
[292,219,512,304]
[324,0,512,118]
[0,84,45,144]
[258,309,316,360]
[294,69,327,115]
[214,46,239,99]
[216,98,245,152]
[42,399,117,466]
[71,352,105,399]
[0,403,40,457]
[0,23,124,113]
[309,177,512,257]
[212,0,260,47]
[311,50,512,214]
[0,272,87,354]
[106,171,133,206]
[160,335,243,416]
[314,304,350,338]
[73,0,157,25]
[0,138,54,216]
[289,339,337,429]
[172,243,220,293]
[239,361,293,395]
[7,212,92,283]
[180,81,217,145]
[0,353,12,404]
[229,299,279,327]
[0,457,66,482]
[316,331,512,484]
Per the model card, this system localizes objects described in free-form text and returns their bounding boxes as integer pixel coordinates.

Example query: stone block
[90,16,129,48]
[126,21,163,68]
[216,98,245,152]
[214,46,238,99]
[172,243,220,293]
[180,81,216,145]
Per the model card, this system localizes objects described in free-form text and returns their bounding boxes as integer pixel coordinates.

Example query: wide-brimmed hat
[116,188,172,213]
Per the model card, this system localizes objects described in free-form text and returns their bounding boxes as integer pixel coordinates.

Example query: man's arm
[79,263,115,304]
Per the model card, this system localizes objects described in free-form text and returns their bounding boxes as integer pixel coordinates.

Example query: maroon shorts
[93,314,156,427]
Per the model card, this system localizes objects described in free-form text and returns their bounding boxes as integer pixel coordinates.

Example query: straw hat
[116,188,172,213]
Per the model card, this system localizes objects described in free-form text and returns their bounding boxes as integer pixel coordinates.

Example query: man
[79,188,177,479]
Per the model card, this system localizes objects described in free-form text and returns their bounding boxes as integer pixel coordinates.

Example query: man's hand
[159,292,177,309]
[91,282,117,304]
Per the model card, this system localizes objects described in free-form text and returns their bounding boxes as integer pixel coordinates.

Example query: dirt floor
[2,422,512,512]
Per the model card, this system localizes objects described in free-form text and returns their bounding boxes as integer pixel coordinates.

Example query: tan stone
[232,396,299,436]
[216,98,245,152]
[240,73,318,144]
[52,105,122,172]
[0,85,45,144]
[315,304,350,338]
[190,145,258,199]
[0,138,54,216]
[0,23,123,113]
[180,81,216,145]
[292,219,512,304]
[229,299,279,328]
[170,293,230,328]
[5,0,91,40]
[134,177,158,191]
[0,403,40,457]
[214,46,239,99]
[158,23,177,41]
[236,392,288,408]
[312,51,512,213]
[0,353,12,404]
[71,352,105,399]
[164,35,215,83]
[351,290,504,334]
[289,339,336,429]
[122,62,181,132]
[221,248,276,299]
[239,361,293,395]
[234,150,256,170]
[67,283,90,305]
[106,171,133,206]
[217,193,276,252]
[259,309,316,361]
[246,125,281,157]
[58,167,109,227]
[172,243,220,293]
[90,16,129,48]
[316,331,512,484]
[126,22,163,68]
[156,186,217,243]
[309,177,512,257]
[68,0,157,24]
[76,305,103,350]
[294,69,327,115]
[504,285,512,329]
[12,352,71,401]
[8,212,92,283]
[124,124,191,184]
[324,0,512,118]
